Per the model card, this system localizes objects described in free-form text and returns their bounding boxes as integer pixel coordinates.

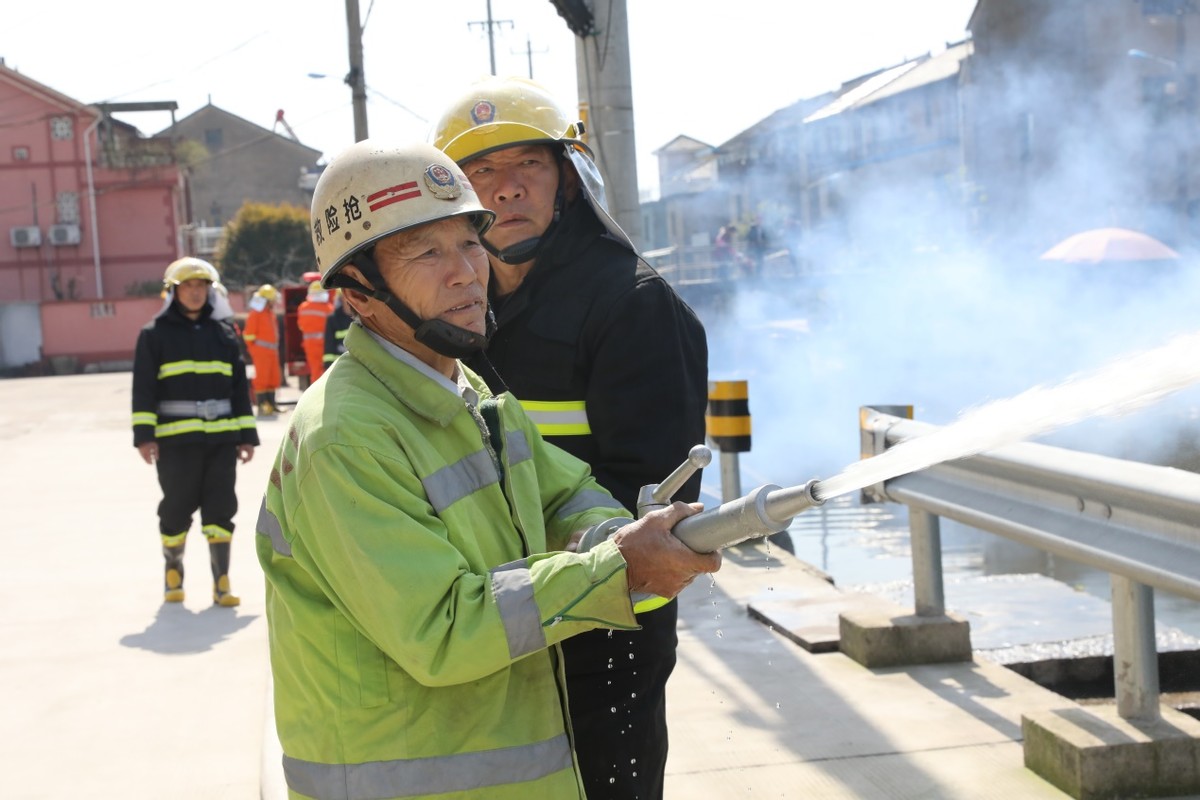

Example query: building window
[12,146,30,161]
[56,192,80,224]
[204,128,224,151]
[50,116,74,140]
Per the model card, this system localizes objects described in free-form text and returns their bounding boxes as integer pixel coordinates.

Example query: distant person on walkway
[714,223,737,279]
[296,279,334,385]
[131,257,258,606]
[321,288,352,370]
[746,219,768,279]
[433,76,709,800]
[243,283,281,417]
[255,140,720,799]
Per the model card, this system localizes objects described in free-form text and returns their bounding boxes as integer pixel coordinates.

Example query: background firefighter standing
[242,284,281,416]
[296,280,334,384]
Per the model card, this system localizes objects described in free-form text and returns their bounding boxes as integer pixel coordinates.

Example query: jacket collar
[343,323,490,426]
[489,198,605,325]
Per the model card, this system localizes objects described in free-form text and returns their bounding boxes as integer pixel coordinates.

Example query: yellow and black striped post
[706,380,751,502]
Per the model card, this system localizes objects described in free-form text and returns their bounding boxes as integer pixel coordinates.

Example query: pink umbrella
[1039,227,1180,263]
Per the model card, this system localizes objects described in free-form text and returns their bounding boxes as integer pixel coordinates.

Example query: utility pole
[345,0,369,141]
[467,0,513,75]
[513,35,548,79]
[573,0,643,247]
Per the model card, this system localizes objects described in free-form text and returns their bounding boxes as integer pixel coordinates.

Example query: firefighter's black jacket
[466,198,708,512]
[131,301,259,449]
[323,300,354,365]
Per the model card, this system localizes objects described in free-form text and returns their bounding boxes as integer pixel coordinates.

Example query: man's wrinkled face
[461,144,563,256]
[360,215,490,355]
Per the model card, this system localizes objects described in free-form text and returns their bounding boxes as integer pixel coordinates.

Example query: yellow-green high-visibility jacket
[256,324,639,800]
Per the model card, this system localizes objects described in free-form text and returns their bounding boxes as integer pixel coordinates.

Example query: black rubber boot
[162,535,186,603]
[209,540,240,607]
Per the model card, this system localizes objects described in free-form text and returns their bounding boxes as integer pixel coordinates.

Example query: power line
[467,0,514,75]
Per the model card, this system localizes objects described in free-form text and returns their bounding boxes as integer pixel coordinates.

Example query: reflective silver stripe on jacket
[282,734,573,799]
[303,331,323,341]
[249,340,279,350]
[555,489,623,521]
[490,561,546,658]
[256,499,291,557]
[505,430,532,467]
[157,398,232,420]
[421,450,498,513]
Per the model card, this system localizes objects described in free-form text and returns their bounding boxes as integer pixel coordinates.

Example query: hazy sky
[4,1,975,192]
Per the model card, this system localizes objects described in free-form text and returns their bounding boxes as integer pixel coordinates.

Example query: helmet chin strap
[330,250,493,359]
[481,158,567,266]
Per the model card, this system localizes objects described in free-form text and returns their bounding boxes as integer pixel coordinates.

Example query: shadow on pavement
[120,603,258,655]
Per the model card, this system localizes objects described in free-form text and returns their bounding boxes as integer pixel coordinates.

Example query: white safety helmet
[310,140,494,288]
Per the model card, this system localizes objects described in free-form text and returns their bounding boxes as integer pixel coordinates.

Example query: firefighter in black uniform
[132,257,259,606]
[322,289,354,371]
[434,77,708,800]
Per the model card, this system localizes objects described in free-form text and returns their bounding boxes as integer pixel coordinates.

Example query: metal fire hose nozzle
[637,444,713,517]
[671,479,825,553]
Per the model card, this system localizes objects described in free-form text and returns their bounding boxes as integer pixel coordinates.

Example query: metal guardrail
[643,244,730,285]
[858,405,1200,721]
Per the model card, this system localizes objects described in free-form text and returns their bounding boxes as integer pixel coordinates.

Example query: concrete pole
[574,0,643,248]
[345,0,369,141]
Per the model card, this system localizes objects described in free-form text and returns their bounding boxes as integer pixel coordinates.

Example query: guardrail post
[909,508,946,617]
[1110,574,1161,721]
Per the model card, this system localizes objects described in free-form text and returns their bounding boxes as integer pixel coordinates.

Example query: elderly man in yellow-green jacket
[255,140,721,800]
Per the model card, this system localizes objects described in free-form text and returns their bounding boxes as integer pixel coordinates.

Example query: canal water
[691,262,1200,647]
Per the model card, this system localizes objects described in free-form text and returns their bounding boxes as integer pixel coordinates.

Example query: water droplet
[628,653,635,659]
[611,707,617,713]
[716,630,723,638]
[609,777,616,784]
[775,702,781,709]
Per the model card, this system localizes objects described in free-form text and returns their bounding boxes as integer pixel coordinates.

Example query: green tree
[215,202,312,288]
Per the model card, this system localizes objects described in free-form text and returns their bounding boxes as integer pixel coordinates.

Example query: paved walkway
[2,371,1150,799]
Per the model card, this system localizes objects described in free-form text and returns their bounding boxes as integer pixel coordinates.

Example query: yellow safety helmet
[255,284,278,302]
[308,280,324,294]
[432,76,635,254]
[163,257,219,287]
[309,140,494,287]
[431,76,587,165]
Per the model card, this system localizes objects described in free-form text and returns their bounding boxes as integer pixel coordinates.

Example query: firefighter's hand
[137,442,158,465]
[237,444,255,464]
[612,502,722,600]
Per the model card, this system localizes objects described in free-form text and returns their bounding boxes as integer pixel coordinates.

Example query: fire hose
[577,444,825,554]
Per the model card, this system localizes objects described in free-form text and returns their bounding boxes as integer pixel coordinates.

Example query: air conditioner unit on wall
[48,223,81,246]
[10,226,41,248]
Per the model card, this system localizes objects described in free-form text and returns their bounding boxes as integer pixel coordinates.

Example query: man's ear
[561,157,581,202]
[338,265,375,319]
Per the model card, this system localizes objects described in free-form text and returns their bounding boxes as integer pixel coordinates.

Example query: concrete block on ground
[839,603,972,668]
[750,591,898,653]
[1023,703,1200,800]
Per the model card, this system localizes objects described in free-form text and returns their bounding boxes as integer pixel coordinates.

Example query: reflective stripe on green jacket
[256,324,637,800]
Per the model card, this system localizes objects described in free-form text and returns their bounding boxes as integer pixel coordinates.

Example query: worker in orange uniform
[243,283,282,418]
[296,280,334,385]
